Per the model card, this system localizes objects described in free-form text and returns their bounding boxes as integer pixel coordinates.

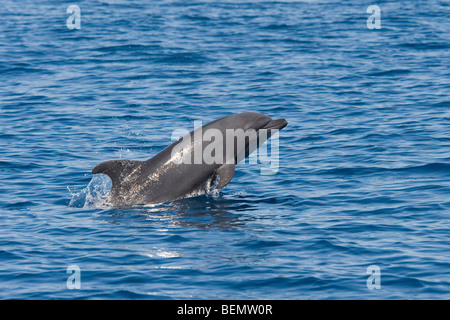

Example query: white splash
[68,174,112,208]
[68,171,221,208]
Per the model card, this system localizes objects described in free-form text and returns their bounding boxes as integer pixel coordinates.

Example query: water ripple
[0,0,449,300]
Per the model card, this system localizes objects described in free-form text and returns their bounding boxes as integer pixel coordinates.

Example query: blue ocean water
[1,0,449,299]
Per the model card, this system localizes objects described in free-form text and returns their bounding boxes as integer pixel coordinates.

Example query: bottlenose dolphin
[92,112,287,206]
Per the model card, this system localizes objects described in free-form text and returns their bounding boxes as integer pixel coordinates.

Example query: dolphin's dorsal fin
[92,160,143,189]
[216,163,235,189]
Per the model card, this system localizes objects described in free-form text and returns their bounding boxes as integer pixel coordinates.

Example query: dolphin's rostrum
[92,112,287,206]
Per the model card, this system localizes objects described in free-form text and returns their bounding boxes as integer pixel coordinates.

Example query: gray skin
[92,112,287,207]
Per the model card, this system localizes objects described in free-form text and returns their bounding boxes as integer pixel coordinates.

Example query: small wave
[95,44,161,53]
[430,101,450,108]
[0,66,52,75]
[261,23,294,30]
[394,163,450,174]
[328,127,369,135]
[399,42,449,50]
[155,52,209,65]
[0,160,41,171]
[367,69,411,77]
[319,162,450,176]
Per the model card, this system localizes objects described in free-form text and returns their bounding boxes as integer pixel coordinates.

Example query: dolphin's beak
[261,119,288,131]
[92,165,102,174]
[92,162,108,174]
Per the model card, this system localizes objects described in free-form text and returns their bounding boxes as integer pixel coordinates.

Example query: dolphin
[92,112,287,206]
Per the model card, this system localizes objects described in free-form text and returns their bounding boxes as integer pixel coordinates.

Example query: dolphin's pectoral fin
[215,163,235,189]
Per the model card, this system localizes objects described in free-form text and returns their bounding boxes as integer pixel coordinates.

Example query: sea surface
[1,0,449,299]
